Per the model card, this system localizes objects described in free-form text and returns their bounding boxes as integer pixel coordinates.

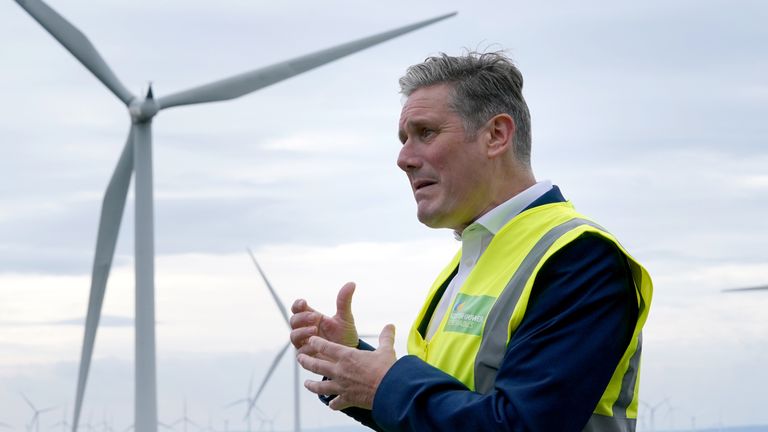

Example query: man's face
[397,84,491,231]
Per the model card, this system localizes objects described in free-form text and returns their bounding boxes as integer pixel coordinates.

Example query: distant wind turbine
[20,393,56,432]
[245,249,298,431]
[170,400,198,432]
[257,410,279,432]
[641,398,669,432]
[12,2,455,432]
[50,408,71,432]
[225,371,265,432]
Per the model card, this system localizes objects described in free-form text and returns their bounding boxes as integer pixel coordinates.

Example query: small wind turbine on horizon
[640,398,670,432]
[20,393,56,432]
[12,2,455,432]
[50,408,71,432]
[225,371,265,432]
[169,400,198,432]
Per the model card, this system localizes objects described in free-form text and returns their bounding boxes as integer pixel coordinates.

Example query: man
[290,52,652,431]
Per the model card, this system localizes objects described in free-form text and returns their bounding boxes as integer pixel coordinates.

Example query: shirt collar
[455,180,553,239]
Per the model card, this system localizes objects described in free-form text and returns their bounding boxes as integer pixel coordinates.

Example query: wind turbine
[640,398,669,432]
[225,371,265,432]
[257,410,279,432]
[51,408,72,432]
[170,400,198,432]
[20,393,56,432]
[245,249,297,431]
[12,2,455,432]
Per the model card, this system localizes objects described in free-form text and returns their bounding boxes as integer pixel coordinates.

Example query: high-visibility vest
[406,201,653,431]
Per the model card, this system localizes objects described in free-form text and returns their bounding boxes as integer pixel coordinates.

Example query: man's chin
[416,209,448,229]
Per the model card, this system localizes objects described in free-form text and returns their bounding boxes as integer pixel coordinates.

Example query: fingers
[378,324,396,351]
[289,310,321,331]
[291,298,316,314]
[290,326,316,350]
[303,378,343,398]
[307,334,347,359]
[297,352,336,378]
[335,282,356,322]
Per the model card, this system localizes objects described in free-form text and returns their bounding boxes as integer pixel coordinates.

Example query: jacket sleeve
[371,234,638,431]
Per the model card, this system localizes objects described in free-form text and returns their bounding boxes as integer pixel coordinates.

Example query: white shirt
[425,180,554,340]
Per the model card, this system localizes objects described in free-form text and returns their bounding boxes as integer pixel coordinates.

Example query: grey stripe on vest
[474,217,604,393]
[582,414,636,432]
[612,332,642,417]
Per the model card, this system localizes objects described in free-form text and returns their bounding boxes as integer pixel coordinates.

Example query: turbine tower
[13,2,454,432]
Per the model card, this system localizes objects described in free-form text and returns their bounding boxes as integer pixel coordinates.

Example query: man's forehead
[400,91,453,126]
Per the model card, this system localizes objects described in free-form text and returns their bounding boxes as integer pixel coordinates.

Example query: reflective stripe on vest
[473,217,646,432]
[474,218,606,392]
[582,414,637,432]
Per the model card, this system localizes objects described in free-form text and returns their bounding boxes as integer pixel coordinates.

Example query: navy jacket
[330,187,637,431]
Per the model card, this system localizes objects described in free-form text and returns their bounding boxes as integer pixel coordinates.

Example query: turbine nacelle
[129,85,158,123]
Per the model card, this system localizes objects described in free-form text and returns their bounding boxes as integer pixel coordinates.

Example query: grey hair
[399,51,532,165]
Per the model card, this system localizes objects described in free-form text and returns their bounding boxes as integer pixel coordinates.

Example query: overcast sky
[1,1,767,431]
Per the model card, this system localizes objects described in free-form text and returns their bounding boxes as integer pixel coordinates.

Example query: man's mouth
[413,179,437,192]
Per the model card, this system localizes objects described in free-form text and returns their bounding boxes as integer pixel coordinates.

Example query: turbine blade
[14,0,135,105]
[223,398,247,409]
[248,369,255,396]
[73,127,135,432]
[19,392,36,411]
[39,407,57,415]
[246,342,291,418]
[722,285,768,292]
[157,12,456,110]
[247,249,290,326]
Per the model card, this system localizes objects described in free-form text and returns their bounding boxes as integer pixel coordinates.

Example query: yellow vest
[407,202,653,431]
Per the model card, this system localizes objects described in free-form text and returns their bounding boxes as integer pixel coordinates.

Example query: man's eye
[420,128,435,139]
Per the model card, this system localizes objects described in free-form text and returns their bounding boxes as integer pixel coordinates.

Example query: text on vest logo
[445,293,496,336]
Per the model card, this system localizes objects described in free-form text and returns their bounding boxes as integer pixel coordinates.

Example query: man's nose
[397,142,422,172]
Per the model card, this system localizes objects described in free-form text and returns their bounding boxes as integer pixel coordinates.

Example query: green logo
[444,293,495,335]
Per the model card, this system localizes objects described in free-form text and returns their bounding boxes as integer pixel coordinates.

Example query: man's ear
[485,114,516,159]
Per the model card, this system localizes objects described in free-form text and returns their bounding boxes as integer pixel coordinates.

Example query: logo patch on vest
[444,293,495,335]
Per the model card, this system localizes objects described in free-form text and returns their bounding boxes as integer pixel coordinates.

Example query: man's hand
[290,282,359,351]
[297,324,397,410]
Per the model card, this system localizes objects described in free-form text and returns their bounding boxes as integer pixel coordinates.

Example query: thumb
[378,324,396,351]
[335,282,356,321]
